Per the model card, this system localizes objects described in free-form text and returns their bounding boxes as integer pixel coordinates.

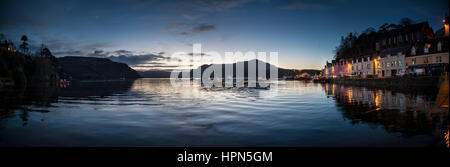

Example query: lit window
[424,45,429,53]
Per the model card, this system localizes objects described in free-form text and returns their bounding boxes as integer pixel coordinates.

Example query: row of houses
[322,16,449,78]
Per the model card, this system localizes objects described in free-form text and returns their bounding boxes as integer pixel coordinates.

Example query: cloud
[187,52,209,56]
[163,23,217,36]
[54,47,174,70]
[34,34,113,57]
[86,49,166,65]
[193,24,216,32]
[53,50,83,56]
[32,33,168,68]
[163,23,190,31]
[108,54,165,65]
[180,32,190,35]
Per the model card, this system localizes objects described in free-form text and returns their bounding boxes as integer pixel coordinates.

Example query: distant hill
[138,70,171,78]
[58,56,140,80]
[190,59,317,79]
[298,69,321,76]
[136,59,319,79]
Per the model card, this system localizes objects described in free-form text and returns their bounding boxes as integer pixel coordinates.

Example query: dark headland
[58,56,140,81]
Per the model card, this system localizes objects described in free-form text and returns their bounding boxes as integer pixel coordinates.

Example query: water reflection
[0,79,448,147]
[445,125,449,148]
[0,83,59,126]
[323,83,448,138]
[60,81,134,98]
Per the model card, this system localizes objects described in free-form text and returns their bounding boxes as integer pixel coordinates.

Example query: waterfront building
[331,59,352,78]
[351,58,360,77]
[405,37,449,75]
[377,46,408,77]
[323,20,442,78]
[295,72,312,79]
[323,21,436,78]
[361,56,374,77]
[351,56,374,77]
[406,16,449,76]
[7,44,16,52]
[331,60,337,77]
[328,62,333,78]
[324,62,333,78]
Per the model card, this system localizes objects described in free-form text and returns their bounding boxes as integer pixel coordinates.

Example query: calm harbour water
[0,78,448,147]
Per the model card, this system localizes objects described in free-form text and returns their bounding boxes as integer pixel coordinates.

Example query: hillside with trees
[334,18,416,60]
[0,35,59,89]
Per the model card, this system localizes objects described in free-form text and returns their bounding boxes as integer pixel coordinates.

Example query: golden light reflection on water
[347,89,353,103]
[375,94,380,110]
[445,128,449,148]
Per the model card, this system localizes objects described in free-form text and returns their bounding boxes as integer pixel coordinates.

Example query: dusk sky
[1,0,448,70]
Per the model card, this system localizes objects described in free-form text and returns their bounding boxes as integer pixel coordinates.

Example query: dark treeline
[334,18,415,60]
[0,34,59,89]
[1,33,140,89]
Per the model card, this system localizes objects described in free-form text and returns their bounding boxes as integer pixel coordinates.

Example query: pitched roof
[380,46,410,57]
[406,36,449,57]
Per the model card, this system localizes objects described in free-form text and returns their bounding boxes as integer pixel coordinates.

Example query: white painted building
[378,46,408,77]
[352,56,374,77]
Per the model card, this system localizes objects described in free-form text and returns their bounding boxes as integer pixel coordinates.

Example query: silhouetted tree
[378,23,389,33]
[362,27,376,35]
[0,33,7,48]
[334,18,416,61]
[399,18,414,27]
[41,46,53,59]
[19,35,29,53]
